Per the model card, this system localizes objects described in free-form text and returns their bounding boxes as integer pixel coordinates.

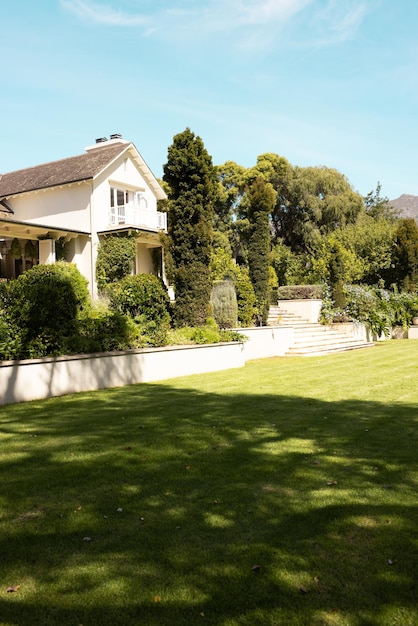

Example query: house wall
[92,153,158,233]
[9,183,92,232]
[136,244,154,274]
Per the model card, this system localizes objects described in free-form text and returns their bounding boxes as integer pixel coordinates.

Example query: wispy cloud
[195,0,312,29]
[308,1,369,46]
[60,0,368,53]
[60,0,312,32]
[60,0,149,27]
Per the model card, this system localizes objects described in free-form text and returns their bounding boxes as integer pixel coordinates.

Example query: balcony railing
[109,206,167,231]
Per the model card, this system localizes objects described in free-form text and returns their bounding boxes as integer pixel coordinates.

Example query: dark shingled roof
[0,142,129,198]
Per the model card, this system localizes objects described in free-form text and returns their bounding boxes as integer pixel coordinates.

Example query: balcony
[109,205,167,231]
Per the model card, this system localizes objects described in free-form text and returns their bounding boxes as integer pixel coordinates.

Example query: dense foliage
[95,234,136,291]
[247,177,276,324]
[389,218,418,291]
[0,262,242,361]
[163,128,216,326]
[4,262,89,358]
[108,273,172,347]
[321,283,418,338]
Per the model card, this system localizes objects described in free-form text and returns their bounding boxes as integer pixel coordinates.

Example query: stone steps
[267,305,374,356]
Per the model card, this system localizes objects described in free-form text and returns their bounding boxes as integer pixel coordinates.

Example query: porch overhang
[0,216,90,241]
[97,225,162,247]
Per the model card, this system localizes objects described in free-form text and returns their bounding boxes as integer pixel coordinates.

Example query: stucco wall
[10,183,92,232]
[278,299,323,323]
[0,327,292,407]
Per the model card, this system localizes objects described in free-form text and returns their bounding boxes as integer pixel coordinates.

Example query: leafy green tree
[390,218,418,290]
[270,242,311,285]
[247,177,276,325]
[163,128,217,326]
[249,153,293,244]
[277,166,363,254]
[333,213,396,285]
[364,182,398,221]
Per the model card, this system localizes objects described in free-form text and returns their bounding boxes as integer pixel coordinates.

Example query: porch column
[39,239,56,265]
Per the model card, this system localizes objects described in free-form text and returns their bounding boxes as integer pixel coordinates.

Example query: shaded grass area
[0,341,417,625]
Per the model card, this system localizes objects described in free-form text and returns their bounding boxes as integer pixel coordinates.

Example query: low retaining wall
[278,299,322,323]
[330,322,368,341]
[0,326,293,406]
[238,326,293,360]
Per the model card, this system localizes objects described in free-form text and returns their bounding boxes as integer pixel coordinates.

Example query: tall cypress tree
[247,177,276,325]
[163,128,216,326]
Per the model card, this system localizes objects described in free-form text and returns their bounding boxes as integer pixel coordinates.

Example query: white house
[0,134,167,296]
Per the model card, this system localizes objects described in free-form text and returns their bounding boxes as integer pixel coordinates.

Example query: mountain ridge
[389,194,418,221]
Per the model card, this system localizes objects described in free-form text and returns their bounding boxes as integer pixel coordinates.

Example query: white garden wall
[0,327,293,407]
[278,299,323,323]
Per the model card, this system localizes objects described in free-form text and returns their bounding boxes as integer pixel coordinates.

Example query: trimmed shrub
[68,301,139,354]
[6,262,89,357]
[108,273,172,347]
[172,262,213,327]
[210,280,238,329]
[232,266,257,327]
[247,177,275,325]
[109,274,171,323]
[278,284,324,300]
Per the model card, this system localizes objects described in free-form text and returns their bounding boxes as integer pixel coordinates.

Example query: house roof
[0,140,167,200]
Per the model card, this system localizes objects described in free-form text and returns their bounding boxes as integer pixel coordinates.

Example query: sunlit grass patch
[0,341,417,625]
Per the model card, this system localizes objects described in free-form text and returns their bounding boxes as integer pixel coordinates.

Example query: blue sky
[1,0,417,200]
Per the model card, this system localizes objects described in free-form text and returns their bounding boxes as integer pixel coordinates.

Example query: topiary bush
[6,262,90,357]
[210,280,238,329]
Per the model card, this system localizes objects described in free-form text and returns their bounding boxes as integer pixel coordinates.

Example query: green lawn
[0,341,417,626]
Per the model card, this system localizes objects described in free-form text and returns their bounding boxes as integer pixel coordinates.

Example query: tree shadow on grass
[0,383,417,626]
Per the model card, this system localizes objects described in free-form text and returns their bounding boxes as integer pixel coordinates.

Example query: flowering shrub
[321,283,418,338]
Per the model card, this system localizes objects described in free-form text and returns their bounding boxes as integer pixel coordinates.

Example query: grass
[0,341,417,626]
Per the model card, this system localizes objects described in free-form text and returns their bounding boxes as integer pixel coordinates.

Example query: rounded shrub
[68,301,138,354]
[7,262,89,356]
[109,274,171,323]
[109,274,171,346]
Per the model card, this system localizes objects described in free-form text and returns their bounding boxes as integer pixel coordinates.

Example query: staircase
[267,305,374,356]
